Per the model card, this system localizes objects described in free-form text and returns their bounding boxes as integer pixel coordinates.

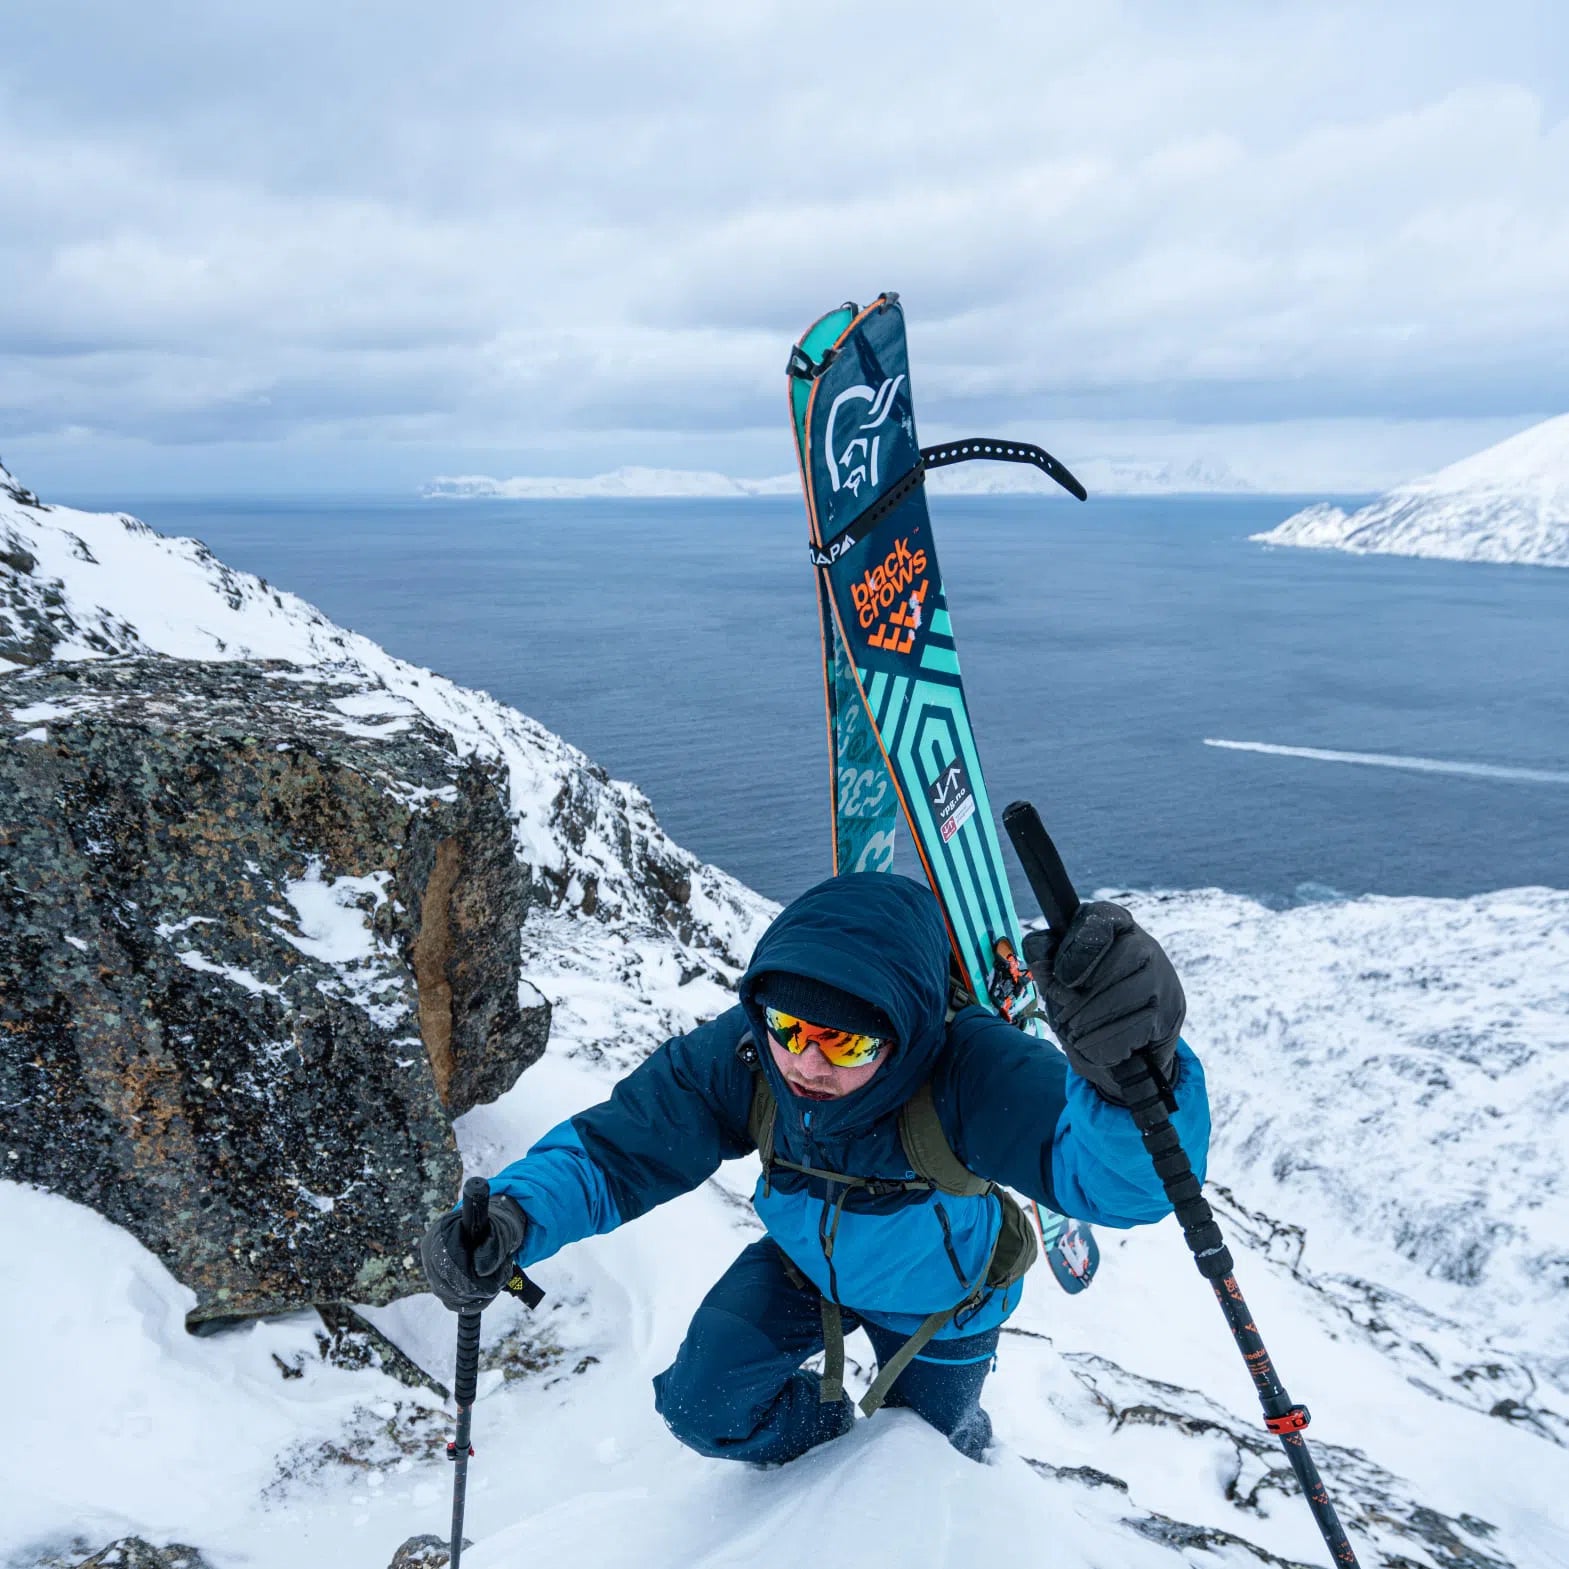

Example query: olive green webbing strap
[816,1297,958,1414]
[819,1298,846,1404]
[747,1076,776,1171]
[747,1068,1002,1415]
[898,1082,992,1197]
[858,1304,963,1415]
[778,1255,847,1408]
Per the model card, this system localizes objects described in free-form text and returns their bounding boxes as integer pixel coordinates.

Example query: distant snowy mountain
[423,454,1253,501]
[1253,414,1569,568]
[4,460,1567,1569]
[927,454,1251,496]
[424,467,798,500]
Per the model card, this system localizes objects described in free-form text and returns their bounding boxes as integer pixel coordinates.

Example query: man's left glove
[1023,901,1185,1105]
[419,1191,529,1313]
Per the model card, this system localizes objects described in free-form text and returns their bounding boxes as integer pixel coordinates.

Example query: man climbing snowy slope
[421,871,1209,1463]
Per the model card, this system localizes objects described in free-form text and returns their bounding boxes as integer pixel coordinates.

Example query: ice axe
[1003,800,1361,1569]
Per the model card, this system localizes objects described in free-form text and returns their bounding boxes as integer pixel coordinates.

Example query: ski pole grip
[1111,1057,1232,1280]
[460,1175,491,1251]
[453,1305,483,1407]
[1002,801,1080,937]
[1002,803,1233,1282]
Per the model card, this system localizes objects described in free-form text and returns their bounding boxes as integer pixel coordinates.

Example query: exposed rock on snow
[1204,1186,1569,1448]
[1048,1345,1511,1569]
[0,467,771,1332]
[0,462,767,957]
[1252,414,1569,567]
[1132,883,1569,1384]
[31,1540,213,1568]
[0,656,537,1326]
[388,1538,467,1568]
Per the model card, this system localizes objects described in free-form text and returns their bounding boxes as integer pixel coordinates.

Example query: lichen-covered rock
[29,1540,212,1569]
[389,1536,468,1568]
[0,655,548,1326]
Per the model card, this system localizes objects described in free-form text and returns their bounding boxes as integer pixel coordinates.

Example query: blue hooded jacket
[490,873,1210,1341]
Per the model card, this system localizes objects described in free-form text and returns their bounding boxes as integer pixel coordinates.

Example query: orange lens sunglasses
[764,1006,886,1069]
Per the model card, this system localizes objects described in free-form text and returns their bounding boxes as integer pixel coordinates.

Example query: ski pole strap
[502,1265,546,1309]
[1112,1055,1233,1280]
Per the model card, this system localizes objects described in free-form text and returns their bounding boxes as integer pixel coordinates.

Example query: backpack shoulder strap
[737,1032,779,1177]
[897,1080,992,1198]
[747,1073,776,1163]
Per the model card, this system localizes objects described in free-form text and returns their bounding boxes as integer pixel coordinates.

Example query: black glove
[1023,902,1184,1104]
[419,1192,529,1313]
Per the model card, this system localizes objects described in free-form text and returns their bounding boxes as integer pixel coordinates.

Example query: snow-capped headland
[424,466,800,500]
[3,461,1567,1568]
[1253,414,1569,568]
[421,454,1252,501]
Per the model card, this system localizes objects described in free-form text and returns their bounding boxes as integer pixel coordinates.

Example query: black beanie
[754,971,895,1041]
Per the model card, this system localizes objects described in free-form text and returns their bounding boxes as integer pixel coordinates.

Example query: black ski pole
[1003,800,1360,1569]
[447,1176,491,1569]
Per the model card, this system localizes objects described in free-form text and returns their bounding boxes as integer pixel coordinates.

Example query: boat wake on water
[1204,738,1569,786]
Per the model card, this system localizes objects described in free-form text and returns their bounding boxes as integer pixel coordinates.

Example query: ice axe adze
[1003,800,1361,1569]
[446,1175,544,1569]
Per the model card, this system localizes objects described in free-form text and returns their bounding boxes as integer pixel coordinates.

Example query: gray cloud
[3,1,1567,491]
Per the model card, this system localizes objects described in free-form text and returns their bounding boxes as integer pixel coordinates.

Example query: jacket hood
[739,872,952,1138]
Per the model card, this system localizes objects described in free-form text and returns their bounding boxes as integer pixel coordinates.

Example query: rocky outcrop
[0,467,770,1341]
[0,655,548,1327]
[388,1537,468,1568]
[29,1540,212,1569]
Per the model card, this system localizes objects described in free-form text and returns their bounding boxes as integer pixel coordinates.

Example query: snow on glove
[419,1192,529,1313]
[1022,902,1185,1105]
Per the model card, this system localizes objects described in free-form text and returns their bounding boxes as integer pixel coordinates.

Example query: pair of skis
[787,293,1099,1294]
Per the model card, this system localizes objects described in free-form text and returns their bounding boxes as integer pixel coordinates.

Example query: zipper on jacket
[933,1200,968,1288]
[802,1109,845,1304]
[817,1185,844,1304]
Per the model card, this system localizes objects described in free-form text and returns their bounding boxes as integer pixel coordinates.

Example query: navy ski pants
[652,1239,997,1464]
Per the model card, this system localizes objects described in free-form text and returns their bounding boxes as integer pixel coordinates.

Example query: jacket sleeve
[943,1009,1211,1229]
[488,1007,757,1268]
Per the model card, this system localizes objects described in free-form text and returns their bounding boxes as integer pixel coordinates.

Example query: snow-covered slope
[6,883,1568,1569]
[1253,415,1569,568]
[3,465,1566,1568]
[0,461,770,965]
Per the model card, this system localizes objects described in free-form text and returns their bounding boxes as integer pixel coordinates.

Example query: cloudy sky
[3,0,1567,496]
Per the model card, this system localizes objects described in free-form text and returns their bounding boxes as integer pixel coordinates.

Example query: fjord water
[111,495,1569,906]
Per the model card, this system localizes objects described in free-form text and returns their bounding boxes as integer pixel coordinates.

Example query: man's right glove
[419,1191,529,1313]
[1023,901,1185,1105]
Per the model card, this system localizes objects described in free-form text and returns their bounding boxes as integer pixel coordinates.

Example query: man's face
[767,1030,888,1100]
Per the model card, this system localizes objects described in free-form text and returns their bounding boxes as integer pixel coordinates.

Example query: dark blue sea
[87,494,1569,906]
